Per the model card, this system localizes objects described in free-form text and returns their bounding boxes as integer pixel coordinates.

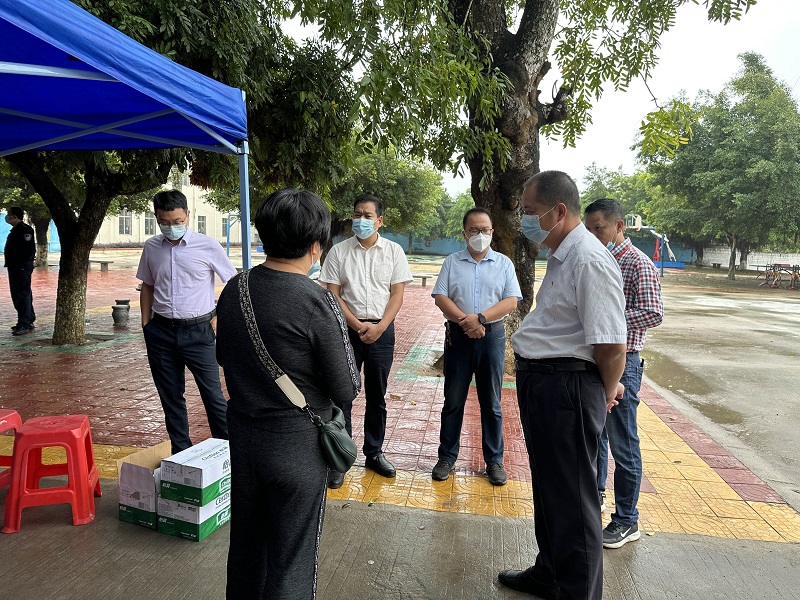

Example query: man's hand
[606,382,624,413]
[458,314,485,338]
[358,321,385,344]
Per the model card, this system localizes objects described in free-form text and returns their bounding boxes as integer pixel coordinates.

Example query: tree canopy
[641,53,800,278]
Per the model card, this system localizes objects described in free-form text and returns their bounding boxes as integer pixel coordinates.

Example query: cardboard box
[157,492,232,541]
[160,438,231,506]
[116,441,172,529]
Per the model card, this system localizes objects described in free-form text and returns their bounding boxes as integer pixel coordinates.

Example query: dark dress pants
[516,366,607,600]
[439,321,505,464]
[143,318,229,453]
[8,263,35,328]
[335,323,395,458]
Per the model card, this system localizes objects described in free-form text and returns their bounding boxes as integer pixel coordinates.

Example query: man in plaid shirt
[584,198,663,549]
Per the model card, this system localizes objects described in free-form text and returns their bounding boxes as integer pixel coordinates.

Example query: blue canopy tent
[0,0,252,268]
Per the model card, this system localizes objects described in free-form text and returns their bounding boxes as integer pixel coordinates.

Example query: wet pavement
[1,254,799,598]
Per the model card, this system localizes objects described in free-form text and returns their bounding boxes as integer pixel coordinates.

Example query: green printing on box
[159,438,231,506]
[160,473,231,505]
[118,504,157,530]
[158,507,231,541]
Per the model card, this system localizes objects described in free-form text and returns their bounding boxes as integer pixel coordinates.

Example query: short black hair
[8,207,24,220]
[255,189,331,259]
[523,171,581,215]
[354,193,384,217]
[584,198,624,222]
[153,190,188,213]
[462,207,491,229]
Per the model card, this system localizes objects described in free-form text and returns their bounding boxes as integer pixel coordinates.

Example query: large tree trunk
[7,150,173,345]
[451,0,559,332]
[31,216,50,268]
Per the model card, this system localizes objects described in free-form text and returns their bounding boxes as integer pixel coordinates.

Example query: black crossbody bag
[238,269,357,473]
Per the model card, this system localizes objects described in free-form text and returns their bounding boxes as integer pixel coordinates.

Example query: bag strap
[238,268,308,410]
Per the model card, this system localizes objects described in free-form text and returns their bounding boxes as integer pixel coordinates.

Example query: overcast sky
[445,0,800,195]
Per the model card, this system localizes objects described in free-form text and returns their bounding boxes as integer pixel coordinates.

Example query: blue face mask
[160,223,187,240]
[520,206,556,244]
[606,240,615,251]
[352,218,376,239]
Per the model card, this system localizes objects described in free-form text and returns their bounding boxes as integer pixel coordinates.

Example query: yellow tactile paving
[5,392,798,544]
[749,502,800,543]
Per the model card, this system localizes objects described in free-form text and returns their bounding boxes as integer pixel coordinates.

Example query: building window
[144,214,156,236]
[119,210,132,235]
[222,217,228,235]
[197,215,207,235]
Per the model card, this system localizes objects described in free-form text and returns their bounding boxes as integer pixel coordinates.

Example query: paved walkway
[1,257,799,598]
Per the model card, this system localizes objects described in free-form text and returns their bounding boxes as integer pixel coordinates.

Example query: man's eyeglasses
[466,227,493,235]
[157,219,187,227]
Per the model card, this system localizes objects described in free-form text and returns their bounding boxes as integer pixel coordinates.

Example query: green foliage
[444,192,476,238]
[641,52,800,257]
[329,151,445,232]
[546,0,756,157]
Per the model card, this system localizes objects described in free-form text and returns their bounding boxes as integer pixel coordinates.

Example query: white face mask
[468,232,492,253]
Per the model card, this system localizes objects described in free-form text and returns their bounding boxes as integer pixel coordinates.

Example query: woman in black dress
[216,189,360,600]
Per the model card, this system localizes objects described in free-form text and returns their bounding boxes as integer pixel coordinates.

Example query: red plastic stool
[0,409,23,489]
[2,414,102,534]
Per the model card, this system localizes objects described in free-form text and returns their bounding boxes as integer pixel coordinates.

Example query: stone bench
[712,263,722,269]
[413,274,437,287]
[88,259,114,271]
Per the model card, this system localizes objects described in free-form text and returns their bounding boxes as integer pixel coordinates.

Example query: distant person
[431,207,521,485]
[499,171,626,600]
[585,198,663,548]
[217,189,360,600]
[136,190,236,454]
[319,193,413,488]
[4,207,36,336]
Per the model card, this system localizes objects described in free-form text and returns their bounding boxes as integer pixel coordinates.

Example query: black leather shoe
[498,567,559,599]
[327,470,345,489]
[365,453,396,478]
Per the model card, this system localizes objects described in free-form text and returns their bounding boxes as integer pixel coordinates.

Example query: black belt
[152,309,216,328]
[514,355,597,373]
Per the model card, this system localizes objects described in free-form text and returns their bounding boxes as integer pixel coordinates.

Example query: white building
[94,177,258,246]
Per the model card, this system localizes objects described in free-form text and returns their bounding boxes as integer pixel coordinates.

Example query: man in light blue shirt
[431,207,522,485]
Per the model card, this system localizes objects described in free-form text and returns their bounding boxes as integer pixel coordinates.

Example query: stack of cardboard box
[118,438,231,542]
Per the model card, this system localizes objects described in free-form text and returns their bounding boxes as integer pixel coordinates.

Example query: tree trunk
[31,216,50,268]
[453,0,559,330]
[407,231,413,253]
[726,234,737,281]
[696,243,704,267]
[737,240,750,271]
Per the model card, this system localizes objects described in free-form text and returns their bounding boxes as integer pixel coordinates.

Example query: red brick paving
[0,262,785,504]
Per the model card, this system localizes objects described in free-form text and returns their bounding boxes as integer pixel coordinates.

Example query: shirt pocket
[374,255,395,286]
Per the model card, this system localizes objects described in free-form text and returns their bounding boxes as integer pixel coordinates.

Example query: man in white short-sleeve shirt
[320,193,413,488]
[498,171,626,600]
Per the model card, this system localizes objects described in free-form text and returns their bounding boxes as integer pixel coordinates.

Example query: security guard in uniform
[4,207,37,336]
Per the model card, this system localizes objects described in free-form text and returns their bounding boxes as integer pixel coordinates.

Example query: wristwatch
[477,313,486,325]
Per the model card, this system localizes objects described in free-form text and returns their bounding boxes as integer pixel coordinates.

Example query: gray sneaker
[486,463,507,486]
[602,521,640,548]
[432,460,454,481]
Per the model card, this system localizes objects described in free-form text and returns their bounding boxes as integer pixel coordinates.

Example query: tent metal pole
[238,141,251,270]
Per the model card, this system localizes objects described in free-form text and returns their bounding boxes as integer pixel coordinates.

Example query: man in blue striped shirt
[431,207,522,486]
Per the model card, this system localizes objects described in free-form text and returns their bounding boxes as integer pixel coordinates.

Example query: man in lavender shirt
[137,190,237,453]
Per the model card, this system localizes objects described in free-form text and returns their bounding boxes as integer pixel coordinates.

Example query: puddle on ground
[640,349,744,426]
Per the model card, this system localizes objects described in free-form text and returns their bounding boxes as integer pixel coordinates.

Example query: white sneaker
[600,492,606,513]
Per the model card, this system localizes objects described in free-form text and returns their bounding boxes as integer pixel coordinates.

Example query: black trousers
[7,264,35,328]
[335,322,395,458]
[516,366,606,600]
[226,409,328,600]
[142,318,228,453]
